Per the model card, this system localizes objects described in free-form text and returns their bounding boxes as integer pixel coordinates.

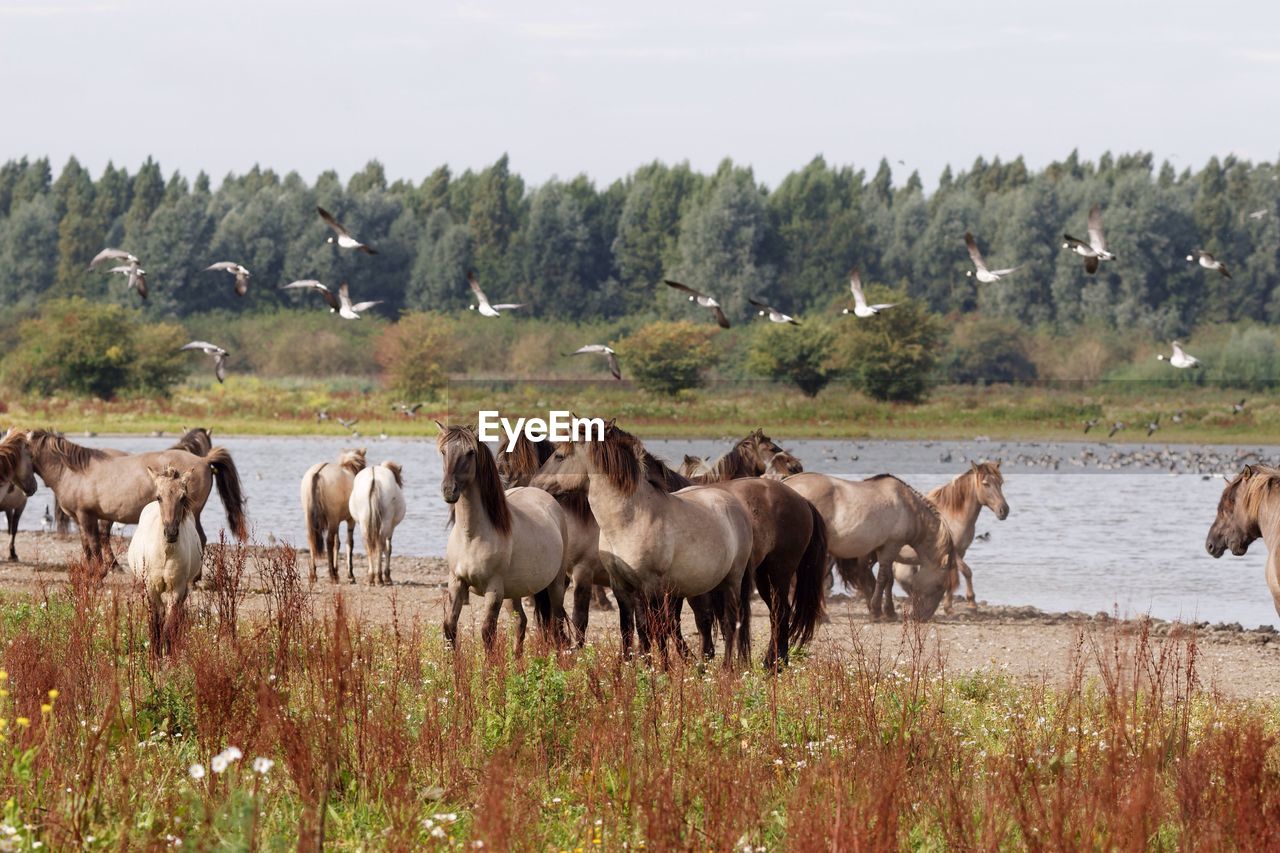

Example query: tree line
[1,151,1277,337]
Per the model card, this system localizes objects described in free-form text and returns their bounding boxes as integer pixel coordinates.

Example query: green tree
[828,286,945,402]
[941,316,1038,384]
[746,320,836,396]
[375,312,459,397]
[616,321,719,395]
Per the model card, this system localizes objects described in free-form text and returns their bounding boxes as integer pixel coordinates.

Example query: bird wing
[408,402,424,413]
[710,305,730,329]
[748,298,773,311]
[1084,255,1099,275]
[181,341,223,354]
[491,303,525,311]
[214,353,227,383]
[848,268,869,309]
[571,345,609,355]
[607,351,621,380]
[1087,204,1107,252]
[1171,341,1187,360]
[964,232,989,272]
[467,271,493,310]
[88,248,131,270]
[132,269,148,300]
[283,279,339,309]
[869,303,897,311]
[317,206,352,239]
[351,300,382,313]
[1062,234,1090,251]
[664,279,706,299]
[989,265,1022,276]
[338,283,354,312]
[205,261,237,272]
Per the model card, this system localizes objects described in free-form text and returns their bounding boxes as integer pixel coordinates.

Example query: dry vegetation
[1,541,1278,849]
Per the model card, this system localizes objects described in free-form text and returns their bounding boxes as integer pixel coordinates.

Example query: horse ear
[996,458,1002,468]
[433,419,446,433]
[605,418,617,430]
[970,461,980,472]
[146,465,158,480]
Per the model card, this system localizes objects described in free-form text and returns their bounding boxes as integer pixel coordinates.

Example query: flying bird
[317,207,376,254]
[107,262,147,300]
[336,282,381,319]
[337,417,359,432]
[280,279,340,311]
[467,271,524,317]
[1083,418,1099,434]
[1063,204,1116,274]
[1107,422,1126,438]
[1186,250,1231,278]
[749,298,800,325]
[1233,399,1247,414]
[569,344,621,380]
[392,402,424,417]
[964,232,1022,283]
[1156,341,1201,369]
[87,247,138,270]
[1146,416,1160,437]
[663,280,731,328]
[205,261,251,296]
[843,268,895,318]
[1248,209,1269,221]
[180,341,229,383]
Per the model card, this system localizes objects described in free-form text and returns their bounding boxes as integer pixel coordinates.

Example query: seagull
[663,280,731,329]
[569,344,621,380]
[1248,209,1269,221]
[1233,399,1247,414]
[205,261,251,296]
[87,247,138,270]
[843,268,895,317]
[317,207,377,254]
[180,341,229,383]
[1186,250,1231,278]
[1107,422,1126,438]
[1083,418,1099,434]
[392,402,424,417]
[106,262,147,300]
[336,282,381,320]
[1146,416,1160,437]
[281,280,340,311]
[749,298,800,325]
[964,232,1022,283]
[338,417,359,433]
[467,271,524,317]
[1063,204,1116,274]
[1156,341,1201,369]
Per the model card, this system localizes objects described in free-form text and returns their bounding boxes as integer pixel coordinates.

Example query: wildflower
[40,704,52,715]
[15,717,29,728]
[46,689,58,701]
[211,755,229,774]
[431,826,446,839]
[189,764,206,780]
[0,670,7,681]
[252,756,274,775]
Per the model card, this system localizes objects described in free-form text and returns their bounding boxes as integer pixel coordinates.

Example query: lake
[16,434,1277,628]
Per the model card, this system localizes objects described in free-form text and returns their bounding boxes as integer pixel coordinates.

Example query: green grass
[5,376,1279,444]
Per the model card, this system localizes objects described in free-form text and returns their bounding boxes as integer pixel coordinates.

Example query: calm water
[16,435,1277,628]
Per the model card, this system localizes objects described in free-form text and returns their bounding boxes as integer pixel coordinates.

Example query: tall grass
[0,556,1277,848]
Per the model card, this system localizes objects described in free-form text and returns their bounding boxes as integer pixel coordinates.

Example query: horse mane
[339,448,367,475]
[643,451,693,493]
[679,454,710,478]
[552,488,593,523]
[169,427,212,456]
[152,464,195,515]
[929,463,1002,515]
[1234,465,1280,517]
[498,432,554,487]
[381,461,404,488]
[437,426,511,535]
[586,426,648,496]
[692,437,757,484]
[0,431,27,481]
[28,429,108,473]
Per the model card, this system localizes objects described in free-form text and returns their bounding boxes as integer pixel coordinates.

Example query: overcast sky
[2,0,1277,190]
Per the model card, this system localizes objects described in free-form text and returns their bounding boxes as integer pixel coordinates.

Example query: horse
[762,450,804,480]
[437,424,570,656]
[785,472,958,621]
[891,461,1009,612]
[1207,464,1280,617]
[127,466,203,656]
[683,429,800,484]
[534,421,754,666]
[24,430,247,573]
[0,431,38,561]
[349,461,405,586]
[300,448,367,582]
[499,432,612,644]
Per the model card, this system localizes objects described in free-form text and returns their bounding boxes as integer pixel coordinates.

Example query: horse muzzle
[440,485,459,504]
[164,528,180,544]
[996,504,1009,521]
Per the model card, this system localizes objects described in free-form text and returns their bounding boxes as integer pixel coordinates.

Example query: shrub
[184,309,384,378]
[942,316,1038,385]
[616,321,719,396]
[0,298,187,398]
[1213,327,1279,391]
[827,287,945,402]
[375,312,458,398]
[747,320,836,396]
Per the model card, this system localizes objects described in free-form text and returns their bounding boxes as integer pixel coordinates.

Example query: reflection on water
[15,435,1275,628]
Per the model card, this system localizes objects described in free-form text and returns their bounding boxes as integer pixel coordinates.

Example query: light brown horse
[1207,464,1280,617]
[437,424,570,656]
[762,450,804,480]
[499,432,611,644]
[678,429,802,484]
[0,431,38,561]
[300,448,367,583]
[892,461,1009,612]
[128,466,203,656]
[24,430,247,572]
[785,472,958,621]
[535,422,754,666]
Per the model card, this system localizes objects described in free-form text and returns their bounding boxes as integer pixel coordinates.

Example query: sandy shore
[6,532,1279,700]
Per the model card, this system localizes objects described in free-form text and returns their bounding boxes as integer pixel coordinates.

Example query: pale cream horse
[300,448,367,582]
[348,461,406,586]
[892,461,1009,613]
[541,422,755,664]
[785,472,958,621]
[0,431,38,561]
[128,466,203,656]
[437,424,570,656]
[1207,464,1280,617]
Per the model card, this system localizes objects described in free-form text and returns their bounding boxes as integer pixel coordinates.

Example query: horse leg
[756,566,782,671]
[688,595,716,660]
[960,557,976,608]
[614,589,637,658]
[480,588,504,658]
[162,586,190,656]
[77,511,105,577]
[591,585,613,610]
[6,508,19,562]
[875,550,899,621]
[510,598,528,657]
[571,574,593,647]
[381,537,393,585]
[326,527,339,583]
[869,556,894,621]
[716,584,741,671]
[147,589,165,656]
[366,539,378,587]
[443,577,468,650]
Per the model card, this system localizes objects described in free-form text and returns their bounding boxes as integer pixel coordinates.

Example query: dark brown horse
[1207,464,1280,617]
[678,429,802,484]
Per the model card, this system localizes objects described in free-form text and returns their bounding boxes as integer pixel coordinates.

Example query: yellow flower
[0,671,8,681]
[40,705,51,715]
[0,719,7,728]
[47,689,58,701]
[15,718,29,728]
[0,690,9,698]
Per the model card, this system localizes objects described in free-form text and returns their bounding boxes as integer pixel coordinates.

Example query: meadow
[3,541,1278,849]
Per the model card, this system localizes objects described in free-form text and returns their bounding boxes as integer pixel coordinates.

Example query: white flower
[211,755,229,774]
[252,756,274,775]
[188,764,206,780]
[431,826,446,839]
[222,746,243,762]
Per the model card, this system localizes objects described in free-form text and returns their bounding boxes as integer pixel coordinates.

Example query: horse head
[972,460,1009,521]
[0,432,38,497]
[147,465,192,545]
[1207,465,1270,558]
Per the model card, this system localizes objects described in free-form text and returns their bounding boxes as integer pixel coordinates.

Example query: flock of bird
[85,200,1247,384]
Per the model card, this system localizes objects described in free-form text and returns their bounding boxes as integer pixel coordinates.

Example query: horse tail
[835,555,875,601]
[205,447,248,541]
[789,501,829,648]
[364,468,383,565]
[302,466,326,558]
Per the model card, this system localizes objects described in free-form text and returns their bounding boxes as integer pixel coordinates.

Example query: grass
[3,543,1280,848]
[3,376,1280,445]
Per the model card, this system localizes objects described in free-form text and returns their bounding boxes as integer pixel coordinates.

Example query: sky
[1,0,1278,190]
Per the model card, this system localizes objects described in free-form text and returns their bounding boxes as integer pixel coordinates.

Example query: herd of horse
[0,422,1274,663]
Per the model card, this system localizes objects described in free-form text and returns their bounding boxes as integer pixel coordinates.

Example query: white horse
[437,424,570,656]
[348,461,406,586]
[128,466,203,655]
